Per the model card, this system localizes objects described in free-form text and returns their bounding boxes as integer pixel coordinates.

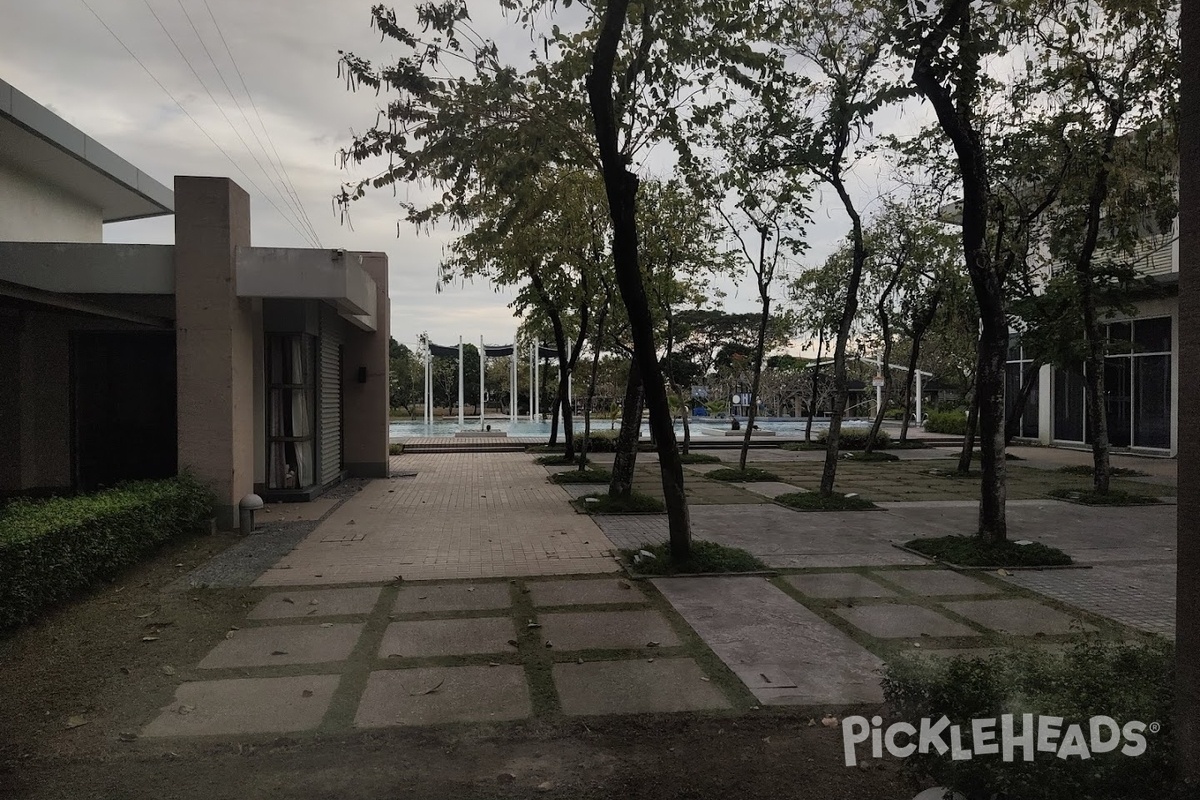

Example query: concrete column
[458,336,464,427]
[174,176,255,529]
[343,252,390,478]
[1038,363,1053,445]
[1176,0,1200,778]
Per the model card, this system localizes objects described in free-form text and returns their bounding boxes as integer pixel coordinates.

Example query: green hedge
[924,409,969,435]
[0,475,215,629]
[572,430,620,452]
[818,426,890,449]
[882,639,1175,799]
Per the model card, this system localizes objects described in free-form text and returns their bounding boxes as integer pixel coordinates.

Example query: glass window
[1022,371,1040,438]
[1104,358,1131,448]
[1133,355,1171,449]
[266,334,315,490]
[1053,367,1086,443]
[1133,317,1171,354]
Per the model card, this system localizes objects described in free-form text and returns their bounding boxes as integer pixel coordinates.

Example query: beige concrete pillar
[174,177,256,528]
[342,252,390,478]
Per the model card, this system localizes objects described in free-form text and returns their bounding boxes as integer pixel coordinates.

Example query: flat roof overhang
[0,79,174,223]
[235,247,380,331]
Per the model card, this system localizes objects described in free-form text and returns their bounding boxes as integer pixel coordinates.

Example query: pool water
[388,417,869,438]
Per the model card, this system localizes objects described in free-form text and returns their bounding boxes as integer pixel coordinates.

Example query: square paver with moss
[527,578,647,607]
[392,583,512,613]
[553,659,730,715]
[247,588,383,619]
[354,666,531,727]
[832,605,981,639]
[875,569,1001,596]
[942,598,1095,635]
[142,675,340,737]
[198,624,365,669]
[378,617,518,658]
[783,573,897,599]
[538,609,681,650]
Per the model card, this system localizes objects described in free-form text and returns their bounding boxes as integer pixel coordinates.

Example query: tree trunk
[900,340,921,442]
[681,395,691,455]
[556,371,574,461]
[911,0,1006,542]
[866,269,903,453]
[609,358,643,498]
[976,311,1008,541]
[587,0,691,559]
[806,331,824,443]
[740,291,771,472]
[580,305,608,471]
[549,392,560,447]
[958,378,980,475]
[820,178,868,495]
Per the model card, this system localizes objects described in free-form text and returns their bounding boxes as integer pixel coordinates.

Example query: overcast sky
[0,1,927,352]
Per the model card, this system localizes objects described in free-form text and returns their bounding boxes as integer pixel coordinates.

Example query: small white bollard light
[239,493,264,535]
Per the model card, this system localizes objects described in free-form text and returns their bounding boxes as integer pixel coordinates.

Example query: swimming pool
[388,417,872,438]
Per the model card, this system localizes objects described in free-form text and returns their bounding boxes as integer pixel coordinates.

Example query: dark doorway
[72,331,177,490]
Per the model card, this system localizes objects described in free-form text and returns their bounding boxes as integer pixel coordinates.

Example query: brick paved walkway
[255,453,617,585]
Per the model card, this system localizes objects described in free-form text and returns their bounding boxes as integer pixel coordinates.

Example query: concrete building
[0,78,390,526]
[1006,223,1178,457]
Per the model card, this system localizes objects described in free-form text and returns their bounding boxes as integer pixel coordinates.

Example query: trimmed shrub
[549,468,612,484]
[706,467,781,482]
[573,492,665,514]
[0,475,215,629]
[775,491,876,511]
[818,426,890,450]
[882,639,1175,800]
[678,452,722,464]
[1048,488,1161,506]
[924,410,969,435]
[572,430,620,453]
[388,443,404,455]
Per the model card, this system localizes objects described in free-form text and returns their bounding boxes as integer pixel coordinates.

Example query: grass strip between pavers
[904,535,1073,567]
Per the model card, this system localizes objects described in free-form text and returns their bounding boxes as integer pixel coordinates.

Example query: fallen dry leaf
[821,715,839,728]
[118,732,138,742]
[409,678,445,696]
[646,641,660,648]
[160,665,176,676]
[142,636,159,643]
[65,715,88,729]
[301,690,314,698]
[320,623,333,628]
[176,705,195,716]
[281,597,295,605]
[271,650,288,656]
[224,631,235,640]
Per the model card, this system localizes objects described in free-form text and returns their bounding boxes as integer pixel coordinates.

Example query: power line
[201,0,323,248]
[80,0,317,246]
[174,0,322,247]
[137,0,318,247]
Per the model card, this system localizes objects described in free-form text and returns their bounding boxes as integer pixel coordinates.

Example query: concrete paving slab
[739,481,808,499]
[1003,563,1175,636]
[876,569,1000,596]
[198,624,364,669]
[943,598,1094,635]
[247,588,382,619]
[354,665,530,727]
[392,583,511,613]
[783,573,897,598]
[528,578,647,607]
[553,658,729,715]
[833,605,981,639]
[653,577,884,705]
[538,609,680,650]
[379,617,517,658]
[261,498,339,522]
[142,675,339,737]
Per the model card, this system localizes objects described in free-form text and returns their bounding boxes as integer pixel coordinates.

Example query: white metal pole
[424,339,430,425]
[479,336,486,431]
[529,344,534,421]
[510,340,517,423]
[458,336,464,427]
[916,370,924,427]
[534,344,540,418]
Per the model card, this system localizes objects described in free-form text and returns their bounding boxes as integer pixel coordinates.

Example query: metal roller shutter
[319,307,344,486]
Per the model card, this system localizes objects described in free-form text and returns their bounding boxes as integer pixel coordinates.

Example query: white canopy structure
[421,335,531,429]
